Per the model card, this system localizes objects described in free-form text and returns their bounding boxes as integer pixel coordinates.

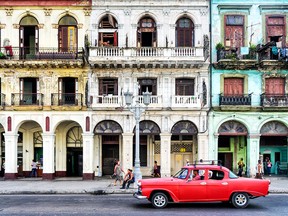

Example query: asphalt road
[0,194,286,216]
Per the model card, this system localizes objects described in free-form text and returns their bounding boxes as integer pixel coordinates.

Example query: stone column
[42,133,55,180]
[4,133,18,179]
[82,133,95,180]
[160,133,172,177]
[211,133,219,160]
[247,134,260,177]
[122,133,134,172]
[197,133,209,160]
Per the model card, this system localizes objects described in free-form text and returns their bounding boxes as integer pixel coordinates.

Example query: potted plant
[216,42,225,61]
[0,52,6,59]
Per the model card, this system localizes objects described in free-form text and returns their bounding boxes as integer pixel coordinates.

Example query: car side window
[208,170,224,180]
[173,168,189,179]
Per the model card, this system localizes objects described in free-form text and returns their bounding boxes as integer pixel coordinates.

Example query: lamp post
[124,88,151,185]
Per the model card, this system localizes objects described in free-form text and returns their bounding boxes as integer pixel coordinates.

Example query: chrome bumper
[133,192,147,200]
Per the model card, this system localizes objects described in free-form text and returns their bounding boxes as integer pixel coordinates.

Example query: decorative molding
[131,24,138,29]
[52,24,58,29]
[118,24,124,29]
[124,9,131,16]
[92,24,98,29]
[195,24,202,29]
[0,24,6,29]
[5,8,13,16]
[170,24,177,28]
[38,24,44,29]
[259,4,288,14]
[83,8,91,16]
[217,4,252,15]
[77,24,83,29]
[163,9,170,16]
[13,24,20,29]
[156,24,163,29]
[44,8,52,16]
[200,8,208,16]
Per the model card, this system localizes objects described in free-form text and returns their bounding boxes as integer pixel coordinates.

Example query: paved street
[0,194,287,216]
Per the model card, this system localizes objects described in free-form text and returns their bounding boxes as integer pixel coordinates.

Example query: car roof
[182,164,230,171]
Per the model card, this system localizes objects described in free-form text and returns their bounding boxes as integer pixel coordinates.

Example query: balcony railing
[0,93,5,106]
[94,95,122,105]
[89,47,204,60]
[136,95,162,106]
[171,95,200,107]
[219,94,251,106]
[261,94,288,107]
[11,93,43,106]
[51,93,83,106]
[0,47,83,60]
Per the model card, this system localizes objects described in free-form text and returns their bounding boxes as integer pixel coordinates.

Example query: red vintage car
[134,163,270,208]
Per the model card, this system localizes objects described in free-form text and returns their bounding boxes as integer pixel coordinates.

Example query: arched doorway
[260,121,288,175]
[94,120,122,175]
[137,16,157,47]
[66,126,83,177]
[19,15,39,59]
[218,120,248,172]
[98,14,118,46]
[133,120,161,170]
[171,121,198,174]
[58,15,78,52]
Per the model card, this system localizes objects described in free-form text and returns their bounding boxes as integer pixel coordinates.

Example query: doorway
[218,153,233,170]
[102,135,119,175]
[67,148,83,177]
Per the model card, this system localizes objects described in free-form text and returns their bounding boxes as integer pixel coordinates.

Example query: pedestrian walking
[30,159,37,177]
[113,160,124,186]
[237,158,245,177]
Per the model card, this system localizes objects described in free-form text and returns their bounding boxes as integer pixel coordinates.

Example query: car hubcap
[235,194,247,206]
[154,195,166,207]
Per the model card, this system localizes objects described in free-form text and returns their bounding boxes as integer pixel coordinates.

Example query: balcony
[90,95,202,110]
[0,47,85,69]
[11,93,43,106]
[89,47,207,68]
[219,94,251,106]
[261,94,288,109]
[51,93,83,107]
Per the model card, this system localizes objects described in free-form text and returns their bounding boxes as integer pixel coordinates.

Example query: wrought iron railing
[0,47,83,60]
[11,93,43,106]
[261,94,288,107]
[219,94,251,105]
[51,93,82,106]
[0,93,5,106]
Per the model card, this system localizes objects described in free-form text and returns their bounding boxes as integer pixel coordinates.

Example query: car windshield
[173,168,188,179]
[229,171,238,179]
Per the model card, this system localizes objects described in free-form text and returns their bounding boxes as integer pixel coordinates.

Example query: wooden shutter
[265,78,285,95]
[225,15,244,48]
[224,78,244,95]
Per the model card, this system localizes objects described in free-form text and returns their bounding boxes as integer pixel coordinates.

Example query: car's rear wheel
[231,192,249,208]
[151,192,168,208]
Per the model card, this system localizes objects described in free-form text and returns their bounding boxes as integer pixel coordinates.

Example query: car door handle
[200,182,207,185]
[222,182,228,185]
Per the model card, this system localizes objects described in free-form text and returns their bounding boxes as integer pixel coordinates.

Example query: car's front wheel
[231,192,249,208]
[151,192,168,208]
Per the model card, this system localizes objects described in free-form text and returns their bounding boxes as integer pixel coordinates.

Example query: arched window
[58,15,78,52]
[137,16,157,47]
[176,17,194,47]
[98,14,118,46]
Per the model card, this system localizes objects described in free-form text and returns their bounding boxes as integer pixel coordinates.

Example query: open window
[224,15,244,53]
[137,78,157,95]
[58,15,78,52]
[175,78,195,96]
[98,14,118,46]
[99,78,118,96]
[19,78,39,105]
[58,77,78,105]
[137,17,157,47]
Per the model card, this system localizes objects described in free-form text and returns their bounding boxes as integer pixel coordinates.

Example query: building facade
[88,0,210,177]
[0,0,91,179]
[210,0,288,177]
[0,0,210,180]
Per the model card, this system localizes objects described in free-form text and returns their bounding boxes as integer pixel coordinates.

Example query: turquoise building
[210,0,288,176]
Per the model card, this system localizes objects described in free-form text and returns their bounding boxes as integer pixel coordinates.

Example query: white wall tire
[151,192,168,208]
[231,192,249,208]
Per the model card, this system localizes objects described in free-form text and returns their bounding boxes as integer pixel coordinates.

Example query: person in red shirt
[192,170,201,180]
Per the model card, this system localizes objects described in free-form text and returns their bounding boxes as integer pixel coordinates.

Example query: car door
[206,169,230,201]
[178,169,207,202]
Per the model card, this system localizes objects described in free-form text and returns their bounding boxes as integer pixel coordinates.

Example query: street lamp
[124,88,151,185]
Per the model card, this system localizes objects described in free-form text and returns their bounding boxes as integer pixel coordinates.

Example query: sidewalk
[0,176,287,195]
